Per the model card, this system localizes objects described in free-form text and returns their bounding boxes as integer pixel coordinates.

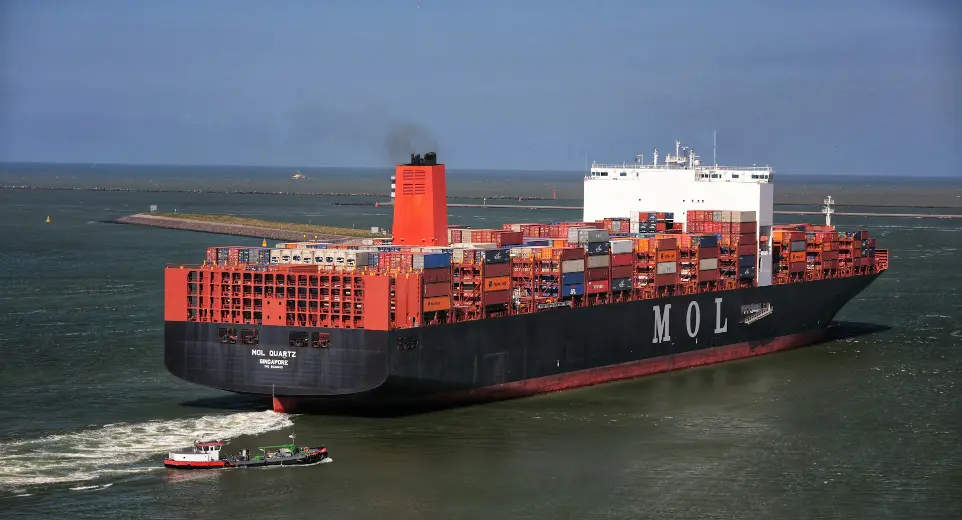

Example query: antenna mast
[713,130,717,166]
[822,196,835,226]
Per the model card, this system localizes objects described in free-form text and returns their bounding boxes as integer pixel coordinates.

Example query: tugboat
[163,431,329,470]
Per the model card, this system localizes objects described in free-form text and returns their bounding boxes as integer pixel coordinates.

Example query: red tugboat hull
[163,459,232,470]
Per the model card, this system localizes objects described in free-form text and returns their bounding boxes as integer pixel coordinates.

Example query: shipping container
[483,261,512,278]
[586,267,609,282]
[611,277,632,292]
[560,283,585,298]
[698,257,718,271]
[561,259,585,273]
[730,211,756,222]
[573,228,610,244]
[422,267,451,284]
[561,272,585,286]
[610,265,633,279]
[739,265,756,279]
[483,248,510,264]
[483,276,511,292]
[789,251,806,263]
[423,282,451,298]
[656,262,677,275]
[585,241,611,256]
[790,240,806,252]
[586,280,609,294]
[738,254,756,267]
[586,255,610,269]
[482,290,512,306]
[609,239,633,254]
[423,296,452,312]
[611,252,633,266]
[656,250,677,263]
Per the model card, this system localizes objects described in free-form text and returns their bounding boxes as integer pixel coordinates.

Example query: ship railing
[589,163,772,172]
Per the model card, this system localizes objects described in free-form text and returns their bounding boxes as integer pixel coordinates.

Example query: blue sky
[0,0,959,174]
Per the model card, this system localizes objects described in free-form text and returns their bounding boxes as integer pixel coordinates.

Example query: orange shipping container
[423,296,451,312]
[789,251,806,263]
[656,249,677,262]
[483,276,511,292]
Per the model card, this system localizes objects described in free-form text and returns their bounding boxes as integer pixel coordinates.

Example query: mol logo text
[652,297,728,344]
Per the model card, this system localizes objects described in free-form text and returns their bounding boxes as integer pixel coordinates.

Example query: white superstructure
[583,140,774,286]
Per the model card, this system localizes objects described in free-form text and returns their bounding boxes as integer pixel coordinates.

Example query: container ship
[163,143,889,412]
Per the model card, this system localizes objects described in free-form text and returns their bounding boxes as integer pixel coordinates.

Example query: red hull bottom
[163,460,230,470]
[272,328,826,413]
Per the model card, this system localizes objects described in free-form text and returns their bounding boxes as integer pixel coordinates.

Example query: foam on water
[0,410,293,491]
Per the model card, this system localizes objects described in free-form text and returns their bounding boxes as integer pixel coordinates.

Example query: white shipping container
[609,239,633,254]
[699,258,719,271]
[731,210,757,222]
[721,211,732,221]
[629,222,640,233]
[656,261,677,275]
[346,251,371,267]
[587,255,610,269]
[576,228,609,244]
[291,248,314,264]
[561,259,585,273]
[629,210,642,222]
[270,248,290,264]
[452,249,465,263]
[506,224,522,232]
[566,226,590,244]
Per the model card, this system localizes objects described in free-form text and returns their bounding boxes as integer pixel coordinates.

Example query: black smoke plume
[383,122,439,163]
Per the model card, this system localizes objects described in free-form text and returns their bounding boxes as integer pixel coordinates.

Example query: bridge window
[241,329,259,345]
[311,332,331,348]
[289,331,309,348]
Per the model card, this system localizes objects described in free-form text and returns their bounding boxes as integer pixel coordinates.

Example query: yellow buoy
[46,216,50,223]
[262,238,267,247]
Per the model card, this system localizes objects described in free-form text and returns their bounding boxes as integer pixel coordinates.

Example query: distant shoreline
[109,213,384,243]
[5,185,962,210]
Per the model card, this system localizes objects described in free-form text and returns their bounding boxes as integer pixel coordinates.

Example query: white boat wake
[0,411,293,493]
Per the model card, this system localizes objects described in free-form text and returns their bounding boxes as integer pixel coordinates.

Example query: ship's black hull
[165,274,882,410]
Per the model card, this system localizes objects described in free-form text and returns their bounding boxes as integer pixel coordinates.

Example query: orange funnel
[392,152,449,246]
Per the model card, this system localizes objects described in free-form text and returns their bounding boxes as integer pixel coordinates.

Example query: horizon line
[0,160,957,178]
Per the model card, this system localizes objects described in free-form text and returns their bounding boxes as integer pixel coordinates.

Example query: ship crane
[822,196,835,226]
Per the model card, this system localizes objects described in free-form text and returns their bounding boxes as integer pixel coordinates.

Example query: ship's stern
[164,322,391,399]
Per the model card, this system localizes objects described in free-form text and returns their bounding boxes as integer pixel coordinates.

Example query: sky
[0,0,959,175]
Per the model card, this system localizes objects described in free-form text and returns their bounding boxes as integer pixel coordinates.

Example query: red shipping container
[696,247,717,260]
[656,238,677,250]
[483,262,512,278]
[738,232,757,244]
[422,267,451,283]
[611,253,633,266]
[559,248,585,261]
[586,280,609,294]
[586,267,609,282]
[496,230,524,246]
[737,243,756,256]
[789,261,806,272]
[655,272,679,286]
[423,281,451,298]
[611,265,633,279]
[482,290,511,306]
[736,221,756,233]
[698,269,719,282]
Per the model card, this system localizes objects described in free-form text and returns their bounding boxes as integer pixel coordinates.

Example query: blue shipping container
[738,254,756,267]
[561,283,585,297]
[695,235,719,248]
[586,241,611,255]
[423,252,452,269]
[611,277,632,292]
[562,272,585,285]
[483,248,510,264]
